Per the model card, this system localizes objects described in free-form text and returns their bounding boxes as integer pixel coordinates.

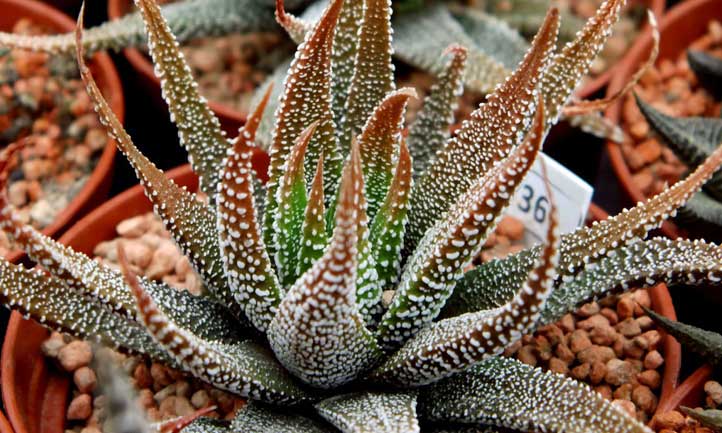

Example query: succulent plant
[1,0,722,432]
[0,0,620,142]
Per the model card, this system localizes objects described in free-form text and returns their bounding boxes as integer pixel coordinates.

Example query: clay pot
[1,185,680,430]
[0,0,124,264]
[1,153,267,433]
[605,0,722,239]
[107,0,245,135]
[656,365,716,415]
[576,0,665,98]
[0,412,14,433]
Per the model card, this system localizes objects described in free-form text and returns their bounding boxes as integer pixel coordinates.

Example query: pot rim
[0,0,124,264]
[1,171,681,429]
[604,0,722,239]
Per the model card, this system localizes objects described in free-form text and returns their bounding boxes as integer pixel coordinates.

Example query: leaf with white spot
[216,86,282,333]
[268,141,382,389]
[407,46,466,181]
[276,0,311,44]
[358,88,415,220]
[0,260,174,365]
[75,14,233,312]
[121,249,311,404]
[179,418,230,433]
[405,8,558,252]
[265,0,343,261]
[339,0,396,154]
[419,356,653,433]
[372,154,558,385]
[316,391,420,433]
[370,138,412,291]
[132,0,231,201]
[231,402,335,433]
[377,100,546,349]
[274,123,319,287]
[297,154,328,277]
[451,7,527,70]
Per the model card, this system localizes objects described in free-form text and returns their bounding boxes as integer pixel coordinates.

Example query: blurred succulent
[0,0,621,142]
[1,0,722,432]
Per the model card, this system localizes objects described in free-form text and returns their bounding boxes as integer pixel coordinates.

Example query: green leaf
[405,7,558,252]
[645,308,722,368]
[216,87,282,333]
[372,151,558,385]
[636,95,722,198]
[297,155,329,277]
[369,139,413,291]
[180,418,230,433]
[132,0,232,202]
[681,407,722,433]
[268,142,382,389]
[679,190,722,226]
[122,255,311,404]
[688,50,722,98]
[420,356,652,433]
[407,46,466,180]
[316,391,420,433]
[264,0,343,263]
[0,0,277,55]
[378,100,547,349]
[231,402,335,433]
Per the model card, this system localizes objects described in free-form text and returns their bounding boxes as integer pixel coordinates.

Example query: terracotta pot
[39,0,82,15]
[605,0,722,239]
[1,186,680,429]
[0,412,14,433]
[0,0,124,264]
[1,152,268,433]
[576,0,665,98]
[655,365,716,415]
[107,0,245,135]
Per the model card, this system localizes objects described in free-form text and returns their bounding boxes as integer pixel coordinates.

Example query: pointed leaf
[297,154,328,276]
[370,138,413,291]
[405,8,558,251]
[330,0,365,135]
[339,0,396,153]
[681,407,722,432]
[132,0,231,201]
[645,308,722,367]
[268,141,382,389]
[378,100,546,349]
[179,418,230,433]
[679,190,722,226]
[358,88,415,220]
[231,402,335,433]
[373,160,558,385]
[265,0,343,261]
[274,122,318,287]
[75,15,233,311]
[316,392,420,433]
[420,356,653,433]
[216,87,282,333]
[121,250,311,404]
[276,0,310,44]
[451,7,527,70]
[688,50,722,98]
[636,95,722,197]
[0,260,174,364]
[407,46,467,180]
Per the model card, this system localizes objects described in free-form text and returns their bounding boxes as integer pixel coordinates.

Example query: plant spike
[681,407,722,433]
[316,391,420,433]
[339,0,396,154]
[276,0,311,44]
[644,307,722,368]
[420,356,653,433]
[268,141,382,389]
[75,9,234,310]
[132,0,231,202]
[216,85,282,333]
[274,122,319,287]
[265,0,343,262]
[297,153,329,277]
[120,245,312,404]
[687,50,722,98]
[232,402,336,433]
[539,0,625,128]
[405,7,559,252]
[329,0,364,136]
[378,98,546,350]
[0,0,277,56]
[407,45,467,180]
[369,138,412,291]
[358,88,416,220]
[373,142,557,386]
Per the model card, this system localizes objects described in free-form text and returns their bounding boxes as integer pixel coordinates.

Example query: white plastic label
[506,153,593,248]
